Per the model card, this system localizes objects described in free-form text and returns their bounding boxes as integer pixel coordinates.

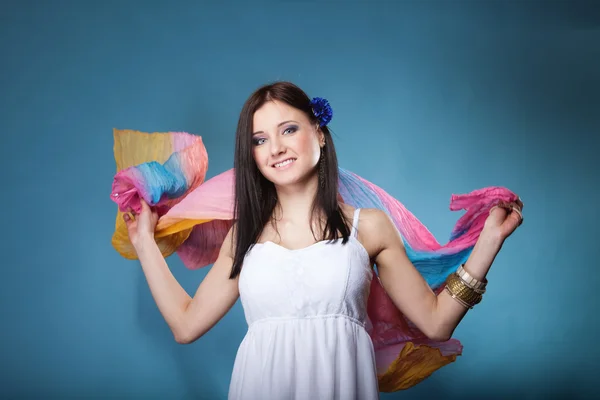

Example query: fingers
[489,199,524,226]
[127,199,149,217]
[502,201,524,226]
[489,201,509,216]
[123,211,134,226]
[510,204,523,226]
[140,198,150,212]
[122,198,158,229]
[516,197,524,211]
[142,198,160,219]
[508,198,524,226]
[123,203,141,226]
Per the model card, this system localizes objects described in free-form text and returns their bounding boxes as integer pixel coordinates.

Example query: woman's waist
[247,312,367,329]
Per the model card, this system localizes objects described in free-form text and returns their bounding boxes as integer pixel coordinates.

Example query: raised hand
[483,198,524,242]
[123,199,159,247]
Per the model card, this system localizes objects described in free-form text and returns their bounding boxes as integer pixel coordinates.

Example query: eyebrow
[252,120,298,135]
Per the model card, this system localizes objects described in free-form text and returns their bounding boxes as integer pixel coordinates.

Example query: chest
[238,239,373,317]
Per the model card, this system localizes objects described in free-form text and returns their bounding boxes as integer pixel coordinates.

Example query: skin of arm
[360,208,511,341]
[133,226,240,344]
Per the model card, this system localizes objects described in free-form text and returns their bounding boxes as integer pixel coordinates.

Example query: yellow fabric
[377,342,458,391]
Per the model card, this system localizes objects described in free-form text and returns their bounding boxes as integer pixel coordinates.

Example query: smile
[273,158,296,169]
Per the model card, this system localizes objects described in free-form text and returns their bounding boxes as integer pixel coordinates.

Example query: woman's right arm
[128,200,239,344]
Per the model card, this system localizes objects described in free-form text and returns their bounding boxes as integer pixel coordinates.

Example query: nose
[269,136,286,156]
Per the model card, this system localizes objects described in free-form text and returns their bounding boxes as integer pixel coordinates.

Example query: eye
[252,137,266,146]
[283,125,298,135]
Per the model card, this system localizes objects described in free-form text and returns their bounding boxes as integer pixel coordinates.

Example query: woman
[121,82,523,399]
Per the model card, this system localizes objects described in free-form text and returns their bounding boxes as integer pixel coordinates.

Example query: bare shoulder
[338,204,391,234]
[355,208,404,258]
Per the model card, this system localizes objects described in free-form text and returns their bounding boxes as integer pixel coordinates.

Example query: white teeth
[274,159,295,168]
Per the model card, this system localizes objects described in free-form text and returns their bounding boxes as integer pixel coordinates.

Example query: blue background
[2,1,598,398]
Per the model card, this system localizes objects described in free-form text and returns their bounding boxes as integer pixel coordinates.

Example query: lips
[272,158,296,168]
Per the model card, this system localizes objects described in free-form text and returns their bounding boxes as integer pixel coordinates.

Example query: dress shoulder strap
[350,208,361,238]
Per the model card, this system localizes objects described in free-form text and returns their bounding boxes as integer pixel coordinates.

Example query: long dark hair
[229,81,351,279]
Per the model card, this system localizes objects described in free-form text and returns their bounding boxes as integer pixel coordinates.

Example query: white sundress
[228,208,380,400]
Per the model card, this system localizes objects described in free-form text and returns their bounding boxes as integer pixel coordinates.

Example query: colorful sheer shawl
[110,129,517,391]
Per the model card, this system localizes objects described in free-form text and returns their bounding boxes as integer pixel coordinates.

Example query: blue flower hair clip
[310,97,333,127]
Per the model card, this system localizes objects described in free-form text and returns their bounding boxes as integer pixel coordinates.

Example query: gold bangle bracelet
[445,281,481,307]
[445,273,483,307]
[445,283,480,309]
[447,274,483,305]
[444,286,473,309]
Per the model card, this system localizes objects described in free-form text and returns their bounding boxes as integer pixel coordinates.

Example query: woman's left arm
[367,199,523,341]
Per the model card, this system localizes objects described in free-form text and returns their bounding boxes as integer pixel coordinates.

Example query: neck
[273,173,320,223]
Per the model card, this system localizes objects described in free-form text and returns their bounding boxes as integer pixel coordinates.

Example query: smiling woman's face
[252,100,324,187]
